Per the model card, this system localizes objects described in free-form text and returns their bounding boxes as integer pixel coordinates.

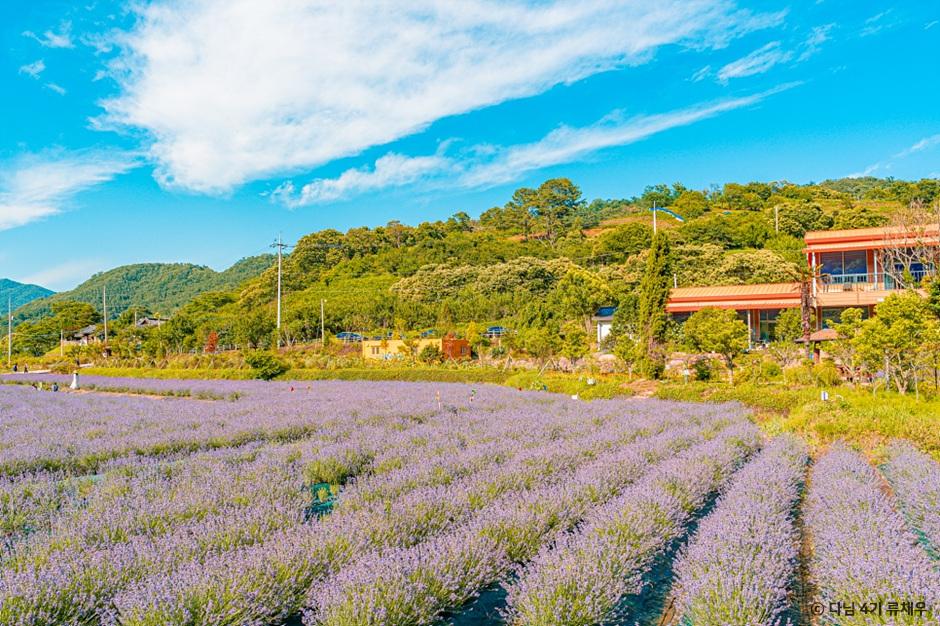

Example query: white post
[320,298,325,346]
[6,296,11,368]
[746,310,753,350]
[276,234,282,336]
[102,286,108,344]
[652,201,658,234]
[811,253,818,298]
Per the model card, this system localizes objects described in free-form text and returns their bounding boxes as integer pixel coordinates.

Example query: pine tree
[635,232,672,378]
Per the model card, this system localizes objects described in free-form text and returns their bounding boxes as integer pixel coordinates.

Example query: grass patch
[657,382,940,459]
[503,371,633,400]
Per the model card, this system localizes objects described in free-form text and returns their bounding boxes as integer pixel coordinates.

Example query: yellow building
[362,338,441,360]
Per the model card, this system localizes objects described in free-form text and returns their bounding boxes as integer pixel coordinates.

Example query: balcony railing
[818,270,934,293]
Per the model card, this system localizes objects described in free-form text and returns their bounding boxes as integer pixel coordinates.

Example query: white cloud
[848,133,940,178]
[101,0,782,194]
[894,134,940,159]
[797,23,834,61]
[19,259,105,292]
[690,65,712,82]
[847,162,881,178]
[274,153,451,207]
[860,11,892,37]
[275,83,798,204]
[18,60,46,79]
[716,41,792,83]
[23,21,74,48]
[45,83,67,96]
[0,151,138,231]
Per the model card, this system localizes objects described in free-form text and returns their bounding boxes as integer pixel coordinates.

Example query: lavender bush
[670,434,808,626]
[805,444,940,625]
[302,420,728,626]
[881,440,940,557]
[0,378,756,626]
[501,421,761,626]
[113,409,733,626]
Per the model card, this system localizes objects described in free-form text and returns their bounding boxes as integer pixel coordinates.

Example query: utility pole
[652,201,658,234]
[320,299,325,346]
[774,205,779,233]
[102,286,108,344]
[6,296,11,369]
[271,235,290,348]
[60,329,64,357]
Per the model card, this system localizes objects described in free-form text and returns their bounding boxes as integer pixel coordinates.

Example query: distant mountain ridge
[13,255,275,323]
[0,279,54,311]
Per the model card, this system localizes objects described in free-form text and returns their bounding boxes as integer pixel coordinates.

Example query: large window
[758,309,781,342]
[819,250,868,277]
[821,306,870,327]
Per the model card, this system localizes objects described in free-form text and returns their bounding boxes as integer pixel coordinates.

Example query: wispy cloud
[273,153,451,208]
[275,83,799,205]
[926,20,939,31]
[717,42,792,83]
[690,65,712,82]
[860,11,893,37]
[18,60,46,79]
[19,259,105,292]
[894,134,940,159]
[797,23,834,61]
[23,21,74,48]
[45,83,67,96]
[100,0,782,195]
[0,150,139,231]
[849,133,940,178]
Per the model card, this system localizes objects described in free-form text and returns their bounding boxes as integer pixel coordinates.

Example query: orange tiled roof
[666,282,801,312]
[804,224,940,253]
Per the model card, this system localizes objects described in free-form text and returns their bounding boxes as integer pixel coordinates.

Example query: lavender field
[0,377,938,625]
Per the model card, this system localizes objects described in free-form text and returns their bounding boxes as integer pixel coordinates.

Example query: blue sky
[1,1,938,291]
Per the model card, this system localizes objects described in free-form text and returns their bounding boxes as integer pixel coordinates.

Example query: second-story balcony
[818,270,934,293]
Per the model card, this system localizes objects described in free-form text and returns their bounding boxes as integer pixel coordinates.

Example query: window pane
[842,250,867,275]
[819,252,843,275]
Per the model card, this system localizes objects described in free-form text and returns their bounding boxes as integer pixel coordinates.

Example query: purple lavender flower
[671,435,808,626]
[502,421,761,626]
[805,444,940,625]
[882,440,940,557]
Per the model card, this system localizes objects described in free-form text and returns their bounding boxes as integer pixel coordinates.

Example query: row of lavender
[0,380,746,625]
[0,378,572,474]
[6,377,940,625]
[664,440,940,626]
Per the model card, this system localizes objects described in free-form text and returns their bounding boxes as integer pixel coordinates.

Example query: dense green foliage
[0,278,53,310]
[9,175,938,366]
[14,256,274,324]
[683,308,750,383]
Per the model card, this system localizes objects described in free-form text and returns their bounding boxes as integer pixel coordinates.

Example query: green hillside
[0,278,54,310]
[13,255,275,323]
[11,175,939,357]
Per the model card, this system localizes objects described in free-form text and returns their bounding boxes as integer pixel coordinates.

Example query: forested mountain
[139,176,937,354]
[0,278,54,310]
[12,175,940,357]
[13,256,275,323]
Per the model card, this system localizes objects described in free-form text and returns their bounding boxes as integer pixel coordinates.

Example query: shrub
[813,360,841,387]
[244,352,288,380]
[418,344,443,364]
[692,357,714,381]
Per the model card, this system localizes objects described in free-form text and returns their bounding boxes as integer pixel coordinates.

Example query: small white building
[592,306,617,345]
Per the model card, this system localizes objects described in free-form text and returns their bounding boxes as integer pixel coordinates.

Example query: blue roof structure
[595,306,617,318]
[335,332,364,342]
